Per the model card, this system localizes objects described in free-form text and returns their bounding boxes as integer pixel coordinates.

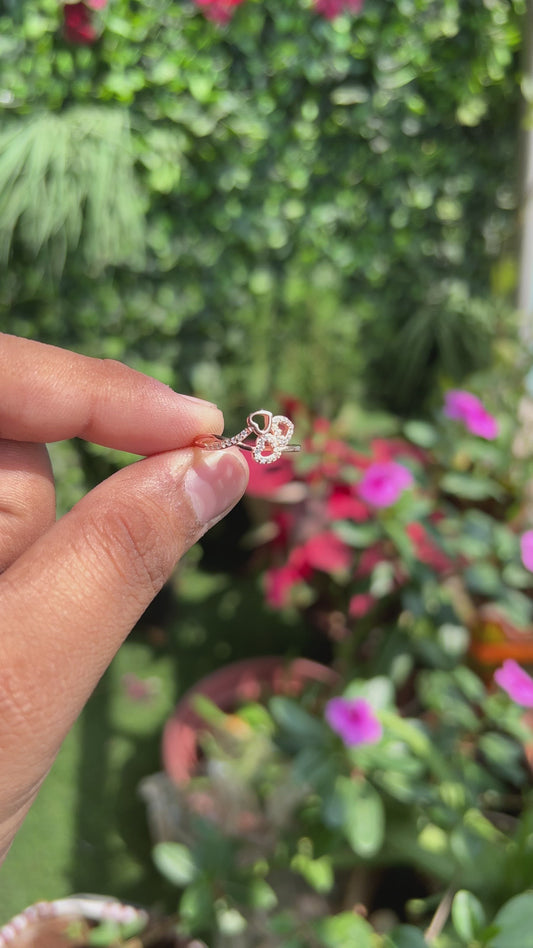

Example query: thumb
[0,446,248,851]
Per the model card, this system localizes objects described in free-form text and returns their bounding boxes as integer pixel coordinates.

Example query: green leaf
[333,776,385,857]
[270,696,327,745]
[88,918,147,945]
[451,889,486,941]
[479,732,526,784]
[333,521,381,548]
[216,906,247,936]
[153,842,198,887]
[487,893,533,947]
[403,420,438,448]
[384,925,429,947]
[179,879,214,929]
[440,472,503,501]
[291,853,334,893]
[88,922,122,946]
[248,878,278,911]
[464,563,503,596]
[315,911,375,947]
[344,675,394,710]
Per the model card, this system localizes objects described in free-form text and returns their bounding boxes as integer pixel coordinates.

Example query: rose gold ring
[194,409,301,465]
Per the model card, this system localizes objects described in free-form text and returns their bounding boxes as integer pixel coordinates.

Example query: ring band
[194,410,301,465]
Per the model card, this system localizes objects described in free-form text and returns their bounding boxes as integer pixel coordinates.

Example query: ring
[194,410,301,465]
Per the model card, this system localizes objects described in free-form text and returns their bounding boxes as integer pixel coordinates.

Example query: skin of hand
[0,334,249,865]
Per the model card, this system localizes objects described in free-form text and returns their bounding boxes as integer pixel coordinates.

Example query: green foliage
[0,0,526,417]
[0,108,144,273]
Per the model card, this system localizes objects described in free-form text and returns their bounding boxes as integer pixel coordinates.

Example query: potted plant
[146,651,533,947]
[139,382,533,946]
[240,387,533,677]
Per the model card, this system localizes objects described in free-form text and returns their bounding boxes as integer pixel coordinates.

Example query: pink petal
[494,659,533,707]
[348,593,375,618]
[325,697,382,746]
[357,462,413,508]
[521,531,533,573]
[443,390,498,440]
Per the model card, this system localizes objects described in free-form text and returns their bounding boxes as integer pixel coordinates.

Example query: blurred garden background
[1,0,533,943]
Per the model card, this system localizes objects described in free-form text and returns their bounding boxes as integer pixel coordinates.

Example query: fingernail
[180,393,218,409]
[184,450,249,527]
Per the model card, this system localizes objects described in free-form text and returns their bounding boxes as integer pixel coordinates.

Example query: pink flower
[494,659,533,707]
[314,0,364,18]
[357,461,413,508]
[194,0,245,22]
[520,531,533,572]
[443,390,498,440]
[325,697,382,746]
[85,0,107,7]
[348,593,376,618]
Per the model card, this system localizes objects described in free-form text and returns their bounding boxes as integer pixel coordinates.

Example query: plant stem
[424,886,456,944]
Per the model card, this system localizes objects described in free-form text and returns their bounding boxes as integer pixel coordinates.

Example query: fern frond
[0,107,145,273]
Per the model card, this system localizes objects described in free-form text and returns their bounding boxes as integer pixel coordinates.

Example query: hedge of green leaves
[0,0,526,417]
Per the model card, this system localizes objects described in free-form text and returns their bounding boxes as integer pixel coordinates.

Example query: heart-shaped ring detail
[252,415,295,464]
[194,409,300,464]
[253,434,283,464]
[247,410,273,436]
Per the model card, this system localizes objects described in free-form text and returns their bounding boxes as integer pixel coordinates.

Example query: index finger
[0,335,223,455]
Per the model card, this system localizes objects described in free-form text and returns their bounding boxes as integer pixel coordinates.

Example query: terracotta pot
[0,896,148,948]
[162,656,339,784]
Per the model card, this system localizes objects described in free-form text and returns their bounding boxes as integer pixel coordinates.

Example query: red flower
[245,451,295,499]
[354,545,385,578]
[194,0,245,23]
[266,562,310,608]
[304,437,368,484]
[265,531,351,608]
[406,522,453,574]
[300,531,352,573]
[371,437,426,466]
[63,2,96,43]
[314,0,364,19]
[348,593,376,619]
[327,485,370,522]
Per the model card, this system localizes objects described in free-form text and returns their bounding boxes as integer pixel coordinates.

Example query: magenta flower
[443,390,498,440]
[494,659,533,707]
[520,531,533,572]
[325,697,382,746]
[357,461,413,508]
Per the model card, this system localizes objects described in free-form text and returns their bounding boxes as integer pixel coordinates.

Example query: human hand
[0,334,248,863]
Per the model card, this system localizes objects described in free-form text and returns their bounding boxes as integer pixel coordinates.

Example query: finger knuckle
[81,499,173,600]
